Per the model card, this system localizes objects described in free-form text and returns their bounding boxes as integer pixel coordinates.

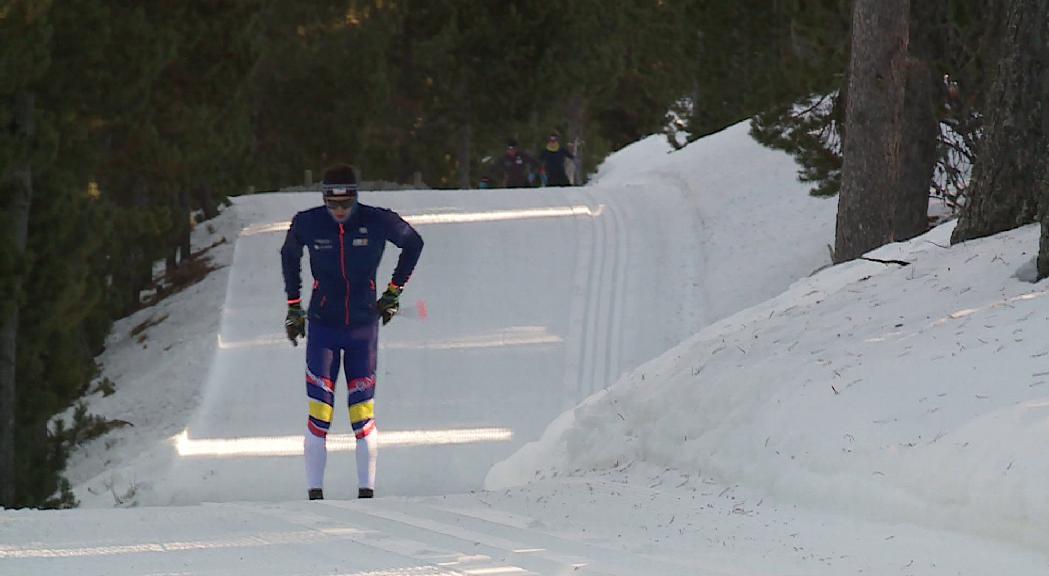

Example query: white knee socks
[356,429,377,490]
[305,429,377,492]
[304,432,327,490]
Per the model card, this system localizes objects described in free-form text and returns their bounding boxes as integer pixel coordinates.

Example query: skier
[538,133,575,187]
[281,164,423,500]
[488,138,540,188]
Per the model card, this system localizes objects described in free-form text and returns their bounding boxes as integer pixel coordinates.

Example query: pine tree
[953,0,1048,246]
[0,0,53,508]
[834,0,912,263]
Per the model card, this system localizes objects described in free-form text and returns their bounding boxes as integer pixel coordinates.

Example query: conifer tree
[954,0,1048,247]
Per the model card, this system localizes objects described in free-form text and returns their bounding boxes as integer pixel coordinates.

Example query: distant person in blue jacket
[538,133,575,187]
[281,164,423,501]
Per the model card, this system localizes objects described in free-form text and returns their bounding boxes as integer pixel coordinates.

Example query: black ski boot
[308,488,324,500]
[358,488,374,499]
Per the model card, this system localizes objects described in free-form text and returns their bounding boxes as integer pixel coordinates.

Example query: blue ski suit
[281,203,423,440]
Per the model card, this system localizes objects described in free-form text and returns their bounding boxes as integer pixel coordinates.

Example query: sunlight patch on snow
[217,333,288,349]
[946,307,980,320]
[238,205,600,237]
[405,205,600,225]
[339,569,463,576]
[174,427,513,458]
[0,527,366,559]
[866,287,1049,343]
[384,326,563,351]
[933,288,1049,325]
[240,221,291,236]
[219,327,561,351]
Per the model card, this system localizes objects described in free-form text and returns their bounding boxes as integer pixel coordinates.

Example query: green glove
[285,302,306,345]
[376,283,401,325]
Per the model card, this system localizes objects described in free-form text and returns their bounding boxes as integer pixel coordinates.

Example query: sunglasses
[325,198,356,210]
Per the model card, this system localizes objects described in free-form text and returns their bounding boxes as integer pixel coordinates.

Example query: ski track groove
[578,189,604,398]
[228,502,532,575]
[253,499,616,575]
[605,193,628,391]
[367,498,703,575]
[561,191,591,409]
[584,187,628,397]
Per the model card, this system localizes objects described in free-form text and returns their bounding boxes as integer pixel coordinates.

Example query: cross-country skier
[488,138,540,188]
[281,164,423,500]
[538,133,576,187]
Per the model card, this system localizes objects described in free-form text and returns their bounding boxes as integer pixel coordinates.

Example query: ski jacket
[281,203,423,327]
[539,147,575,186]
[492,151,539,188]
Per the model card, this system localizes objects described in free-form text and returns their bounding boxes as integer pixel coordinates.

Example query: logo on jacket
[313,239,333,251]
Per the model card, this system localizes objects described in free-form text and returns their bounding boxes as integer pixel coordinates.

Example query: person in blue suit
[281,164,423,500]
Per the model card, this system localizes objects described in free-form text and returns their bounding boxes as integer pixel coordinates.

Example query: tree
[0,94,33,507]
[833,0,943,262]
[0,0,52,508]
[0,0,264,507]
[894,1,944,242]
[834,0,912,262]
[747,0,997,205]
[953,0,1048,249]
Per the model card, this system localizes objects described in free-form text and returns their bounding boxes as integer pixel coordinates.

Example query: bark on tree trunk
[1021,0,1049,277]
[195,184,219,220]
[895,1,942,242]
[566,94,587,185]
[834,0,911,263]
[954,0,1048,246]
[457,80,472,190]
[457,122,472,190]
[0,92,34,506]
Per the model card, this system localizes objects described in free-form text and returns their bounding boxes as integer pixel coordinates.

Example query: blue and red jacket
[281,203,423,327]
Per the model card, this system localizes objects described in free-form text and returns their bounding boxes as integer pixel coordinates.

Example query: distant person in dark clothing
[488,139,539,188]
[539,133,575,187]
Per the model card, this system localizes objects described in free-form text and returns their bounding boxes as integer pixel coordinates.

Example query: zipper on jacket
[339,223,350,325]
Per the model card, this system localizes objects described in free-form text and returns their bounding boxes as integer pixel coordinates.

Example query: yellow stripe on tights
[309,401,334,422]
[349,400,374,424]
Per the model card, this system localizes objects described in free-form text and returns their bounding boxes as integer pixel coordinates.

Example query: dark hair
[506,138,518,148]
[322,164,357,186]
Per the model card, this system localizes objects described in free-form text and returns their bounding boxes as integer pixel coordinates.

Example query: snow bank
[489,220,1049,551]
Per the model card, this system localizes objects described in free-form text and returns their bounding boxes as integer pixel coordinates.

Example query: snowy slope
[4,121,1047,575]
[63,121,837,508]
[489,220,1049,557]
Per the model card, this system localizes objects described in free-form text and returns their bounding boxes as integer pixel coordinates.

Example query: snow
[3,121,1048,575]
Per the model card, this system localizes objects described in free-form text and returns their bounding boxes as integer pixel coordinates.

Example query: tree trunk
[566,94,587,185]
[457,121,472,190]
[954,0,1048,246]
[834,0,911,263]
[895,0,943,242]
[456,77,472,190]
[1,92,34,506]
[1021,0,1049,277]
[195,183,219,220]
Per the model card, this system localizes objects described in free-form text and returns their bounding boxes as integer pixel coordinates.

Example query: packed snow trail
[64,124,835,508]
[156,185,711,503]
